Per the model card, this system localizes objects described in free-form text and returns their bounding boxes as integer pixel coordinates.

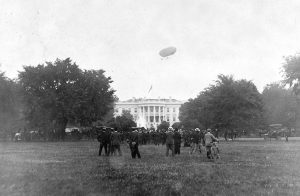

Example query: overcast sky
[1,0,300,101]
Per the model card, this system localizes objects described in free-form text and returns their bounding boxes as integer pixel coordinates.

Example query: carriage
[263,124,288,141]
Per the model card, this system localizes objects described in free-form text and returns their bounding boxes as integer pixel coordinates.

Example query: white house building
[114,98,185,129]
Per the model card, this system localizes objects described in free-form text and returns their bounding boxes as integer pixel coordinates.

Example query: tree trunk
[56,118,68,141]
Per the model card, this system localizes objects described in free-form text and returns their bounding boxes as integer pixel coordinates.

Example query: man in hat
[110,129,122,156]
[204,128,218,159]
[128,129,141,158]
[190,128,201,154]
[173,128,181,155]
[165,127,174,156]
[97,127,111,156]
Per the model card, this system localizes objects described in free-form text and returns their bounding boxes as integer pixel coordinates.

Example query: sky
[1,0,300,101]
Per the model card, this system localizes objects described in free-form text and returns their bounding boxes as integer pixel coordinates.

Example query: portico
[115,98,184,129]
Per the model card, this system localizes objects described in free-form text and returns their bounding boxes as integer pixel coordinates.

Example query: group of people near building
[96,126,219,159]
[97,127,141,158]
[162,127,219,159]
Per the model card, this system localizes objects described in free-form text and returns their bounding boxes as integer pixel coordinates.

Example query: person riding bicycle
[204,129,218,159]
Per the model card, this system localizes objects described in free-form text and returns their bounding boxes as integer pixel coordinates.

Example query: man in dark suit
[110,129,122,156]
[128,129,141,159]
[173,128,181,155]
[165,127,174,156]
[97,127,111,156]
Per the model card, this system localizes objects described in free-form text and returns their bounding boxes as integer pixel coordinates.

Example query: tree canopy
[179,75,265,132]
[107,110,136,132]
[18,58,116,138]
[282,54,300,130]
[0,71,23,134]
[282,54,300,95]
[157,121,170,131]
[262,83,297,128]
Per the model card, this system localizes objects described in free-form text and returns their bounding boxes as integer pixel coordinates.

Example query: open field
[0,141,300,196]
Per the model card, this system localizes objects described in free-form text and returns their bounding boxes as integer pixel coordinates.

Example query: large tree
[179,75,265,132]
[157,121,170,131]
[0,71,23,136]
[18,58,116,139]
[262,83,297,128]
[107,110,136,132]
[282,54,300,131]
[282,54,300,94]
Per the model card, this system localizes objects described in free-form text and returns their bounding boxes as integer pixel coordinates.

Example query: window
[167,108,169,112]
[173,108,175,113]
[150,106,153,112]
[134,108,137,113]
[155,106,159,112]
[150,116,154,122]
[155,116,159,122]
[173,116,176,121]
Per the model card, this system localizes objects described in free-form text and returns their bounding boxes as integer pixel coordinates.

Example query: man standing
[173,128,181,155]
[190,128,201,154]
[97,127,111,156]
[224,129,228,141]
[204,129,218,159]
[128,129,141,158]
[165,127,174,156]
[110,129,122,156]
[97,127,106,156]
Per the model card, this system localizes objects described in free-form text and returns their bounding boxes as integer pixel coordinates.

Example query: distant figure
[230,130,234,140]
[173,128,181,155]
[165,127,174,156]
[204,129,218,159]
[215,129,219,138]
[97,128,111,156]
[224,129,228,141]
[190,128,200,154]
[128,130,141,159]
[285,129,291,142]
[110,130,122,156]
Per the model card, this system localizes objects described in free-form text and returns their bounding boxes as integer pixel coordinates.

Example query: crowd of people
[96,127,220,160]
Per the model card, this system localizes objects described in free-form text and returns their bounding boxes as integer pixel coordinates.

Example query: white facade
[114,98,184,129]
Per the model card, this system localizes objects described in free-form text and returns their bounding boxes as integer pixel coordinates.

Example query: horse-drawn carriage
[261,124,289,141]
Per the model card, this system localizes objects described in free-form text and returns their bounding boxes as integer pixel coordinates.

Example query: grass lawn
[0,140,300,196]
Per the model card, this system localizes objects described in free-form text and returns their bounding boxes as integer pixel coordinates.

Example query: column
[143,106,145,122]
[141,106,143,118]
[163,106,165,121]
[148,105,150,125]
[139,106,141,125]
[153,106,156,123]
[158,106,161,123]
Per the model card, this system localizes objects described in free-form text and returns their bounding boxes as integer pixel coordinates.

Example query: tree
[179,99,202,129]
[179,75,265,133]
[282,54,300,131]
[282,54,300,95]
[208,75,265,131]
[262,83,297,128]
[108,110,136,132]
[0,71,23,137]
[157,121,170,131]
[171,122,183,129]
[18,58,116,139]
